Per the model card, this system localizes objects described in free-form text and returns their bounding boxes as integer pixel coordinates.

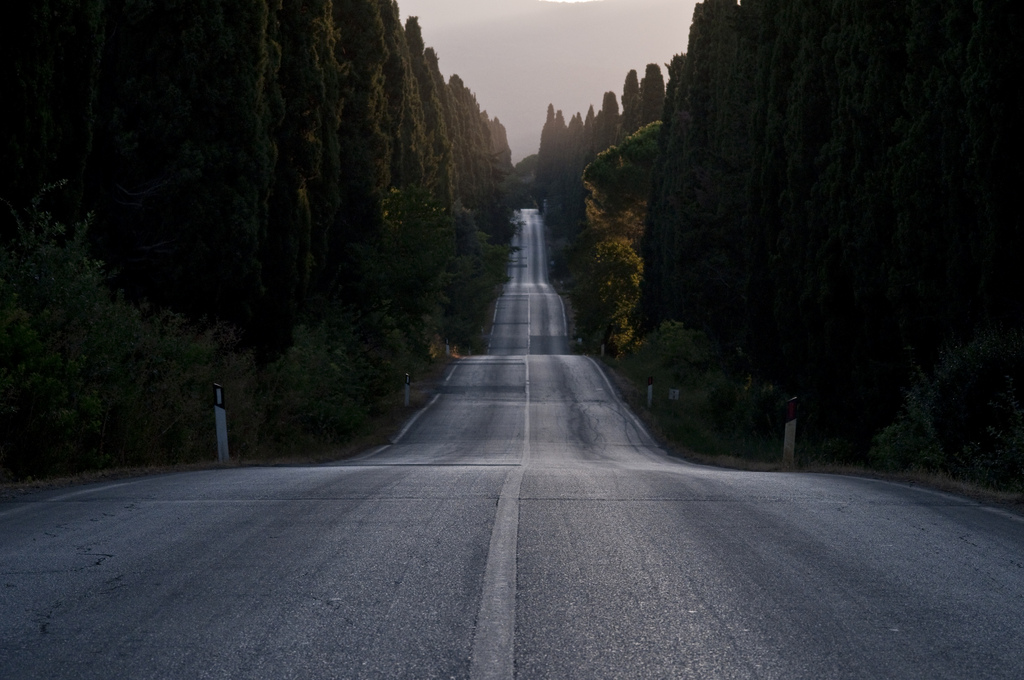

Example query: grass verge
[597,348,1024,515]
[0,356,456,500]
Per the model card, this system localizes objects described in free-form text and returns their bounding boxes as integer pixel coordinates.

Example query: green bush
[870,328,1024,489]
[260,320,374,452]
[1,185,505,481]
[610,321,785,461]
[0,187,257,478]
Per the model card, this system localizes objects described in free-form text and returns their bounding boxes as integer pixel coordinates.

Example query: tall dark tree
[486,114,514,172]
[330,0,389,300]
[88,0,275,330]
[638,63,666,126]
[962,0,1024,327]
[643,0,754,349]
[593,92,621,152]
[1,0,105,236]
[621,69,642,137]
[379,0,427,190]
[420,45,458,210]
[254,0,347,353]
[405,17,455,210]
[536,104,564,210]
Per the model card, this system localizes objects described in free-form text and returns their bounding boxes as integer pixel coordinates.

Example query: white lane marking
[0,481,141,520]
[526,294,532,355]
[339,444,392,464]
[445,362,459,383]
[558,293,568,338]
[585,356,658,448]
[390,393,441,444]
[488,298,502,353]
[361,360,456,453]
[470,360,530,679]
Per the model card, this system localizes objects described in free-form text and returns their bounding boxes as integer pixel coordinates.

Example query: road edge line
[585,355,658,448]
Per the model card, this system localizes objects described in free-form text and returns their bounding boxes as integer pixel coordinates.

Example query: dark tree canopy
[621,69,642,137]
[640,0,1024,448]
[0,0,514,357]
[638,63,666,127]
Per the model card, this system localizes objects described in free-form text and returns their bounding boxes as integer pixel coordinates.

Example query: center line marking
[470,334,531,679]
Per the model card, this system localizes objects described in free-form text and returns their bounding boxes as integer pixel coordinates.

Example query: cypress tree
[641,52,687,332]
[621,69,642,137]
[485,114,514,172]
[594,91,620,153]
[642,0,751,348]
[405,17,455,210]
[1,0,106,236]
[583,105,597,160]
[379,0,427,191]
[305,0,345,298]
[962,0,1024,328]
[89,0,275,331]
[255,0,345,353]
[422,46,458,210]
[330,0,389,300]
[638,63,666,126]
[448,74,487,206]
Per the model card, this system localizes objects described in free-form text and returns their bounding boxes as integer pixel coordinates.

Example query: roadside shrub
[656,320,712,380]
[870,328,1024,489]
[0,188,257,478]
[259,320,373,453]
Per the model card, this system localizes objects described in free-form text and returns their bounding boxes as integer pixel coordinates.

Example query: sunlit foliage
[569,123,660,354]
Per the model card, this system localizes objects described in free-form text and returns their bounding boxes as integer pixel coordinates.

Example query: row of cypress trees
[532,65,666,240]
[3,0,512,355]
[643,0,1023,453]
[1,1,514,478]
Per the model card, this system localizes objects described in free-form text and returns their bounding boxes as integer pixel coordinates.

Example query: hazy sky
[398,0,698,162]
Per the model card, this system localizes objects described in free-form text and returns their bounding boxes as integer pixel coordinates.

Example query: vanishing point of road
[2,210,1023,678]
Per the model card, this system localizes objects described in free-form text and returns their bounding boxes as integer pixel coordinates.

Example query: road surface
[2,209,1023,678]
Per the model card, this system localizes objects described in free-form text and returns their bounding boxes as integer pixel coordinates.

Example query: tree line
[539,0,1024,487]
[530,65,666,241]
[1,0,514,479]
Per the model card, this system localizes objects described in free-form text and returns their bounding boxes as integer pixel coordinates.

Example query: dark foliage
[0,0,514,479]
[641,0,1024,466]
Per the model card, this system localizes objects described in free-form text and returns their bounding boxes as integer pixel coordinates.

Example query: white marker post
[446,338,450,357]
[601,343,605,357]
[405,373,411,407]
[647,376,654,408]
[783,397,797,469]
[213,383,229,463]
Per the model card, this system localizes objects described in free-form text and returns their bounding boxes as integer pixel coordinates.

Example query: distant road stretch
[3,209,1023,679]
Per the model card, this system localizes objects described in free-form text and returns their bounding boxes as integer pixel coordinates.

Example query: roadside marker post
[446,338,450,357]
[783,397,797,469]
[405,373,411,407]
[213,383,229,463]
[647,377,653,408]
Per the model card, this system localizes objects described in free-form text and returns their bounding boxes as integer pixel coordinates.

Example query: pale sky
[398,0,698,162]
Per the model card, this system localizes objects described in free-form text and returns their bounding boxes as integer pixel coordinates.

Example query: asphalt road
[2,209,1023,679]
